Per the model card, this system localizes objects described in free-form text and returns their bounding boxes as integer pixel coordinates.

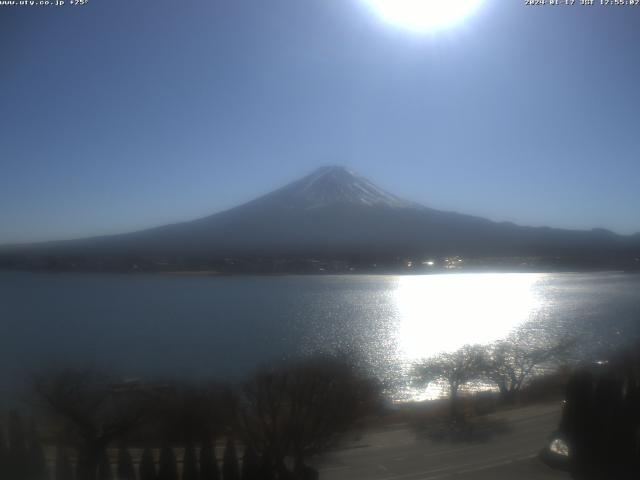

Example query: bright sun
[363,0,484,32]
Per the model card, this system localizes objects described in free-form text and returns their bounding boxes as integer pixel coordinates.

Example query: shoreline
[0,267,636,278]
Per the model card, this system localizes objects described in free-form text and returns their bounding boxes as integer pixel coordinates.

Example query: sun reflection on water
[394,273,545,362]
[390,273,545,401]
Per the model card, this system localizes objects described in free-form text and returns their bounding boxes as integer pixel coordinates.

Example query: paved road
[319,403,571,480]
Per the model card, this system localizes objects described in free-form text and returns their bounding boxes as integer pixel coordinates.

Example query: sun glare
[363,0,484,32]
[394,273,543,361]
[392,273,544,401]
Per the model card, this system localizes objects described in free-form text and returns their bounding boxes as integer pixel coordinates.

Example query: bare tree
[239,354,380,477]
[32,369,152,480]
[483,328,574,404]
[414,345,486,419]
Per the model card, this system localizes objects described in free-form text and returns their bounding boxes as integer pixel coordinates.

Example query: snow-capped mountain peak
[257,166,415,210]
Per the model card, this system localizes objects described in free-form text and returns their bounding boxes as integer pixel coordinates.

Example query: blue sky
[1,0,639,244]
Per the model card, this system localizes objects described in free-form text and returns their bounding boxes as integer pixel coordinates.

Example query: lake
[1,271,639,402]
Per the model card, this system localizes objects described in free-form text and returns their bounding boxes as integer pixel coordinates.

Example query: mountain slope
[1,166,639,268]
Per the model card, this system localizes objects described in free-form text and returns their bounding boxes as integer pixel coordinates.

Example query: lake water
[1,271,639,401]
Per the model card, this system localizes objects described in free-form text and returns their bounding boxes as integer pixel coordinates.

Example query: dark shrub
[27,419,48,480]
[116,446,135,480]
[8,411,29,480]
[55,446,74,480]
[182,442,198,480]
[139,447,156,480]
[97,447,113,480]
[240,445,259,480]
[199,438,220,480]
[222,438,239,480]
[157,445,178,480]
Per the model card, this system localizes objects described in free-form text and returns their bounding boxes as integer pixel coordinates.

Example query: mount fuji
[2,166,639,271]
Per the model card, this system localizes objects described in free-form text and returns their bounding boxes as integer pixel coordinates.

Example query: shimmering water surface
[1,271,639,401]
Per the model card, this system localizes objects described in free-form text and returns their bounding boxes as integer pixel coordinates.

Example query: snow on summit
[257,166,416,210]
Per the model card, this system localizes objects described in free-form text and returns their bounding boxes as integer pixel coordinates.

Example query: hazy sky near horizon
[1,0,639,244]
